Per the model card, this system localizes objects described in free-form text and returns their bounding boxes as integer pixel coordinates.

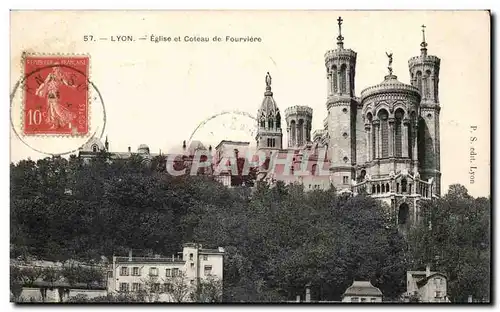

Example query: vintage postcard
[9,10,490,303]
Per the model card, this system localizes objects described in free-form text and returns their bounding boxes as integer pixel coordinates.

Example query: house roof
[416,273,447,288]
[343,281,383,297]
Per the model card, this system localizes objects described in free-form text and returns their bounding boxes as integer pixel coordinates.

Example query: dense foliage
[408,184,490,302]
[10,155,490,302]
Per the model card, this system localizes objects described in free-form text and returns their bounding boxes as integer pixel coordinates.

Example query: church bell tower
[408,25,442,196]
[325,17,358,189]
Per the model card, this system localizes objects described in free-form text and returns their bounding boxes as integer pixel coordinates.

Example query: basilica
[79,17,441,229]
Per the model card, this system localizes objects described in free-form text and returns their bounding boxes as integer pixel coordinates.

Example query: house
[108,243,224,302]
[406,265,450,302]
[341,281,383,303]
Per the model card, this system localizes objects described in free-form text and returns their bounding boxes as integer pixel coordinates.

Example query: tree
[196,275,223,302]
[408,184,490,302]
[10,265,24,302]
[164,271,194,302]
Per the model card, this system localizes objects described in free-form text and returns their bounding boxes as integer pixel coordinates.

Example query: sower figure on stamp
[35,64,76,129]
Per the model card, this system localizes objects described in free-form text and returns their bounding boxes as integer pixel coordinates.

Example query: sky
[10,10,490,197]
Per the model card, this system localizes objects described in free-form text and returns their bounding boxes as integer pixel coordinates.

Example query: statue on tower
[265,72,272,88]
[386,51,393,75]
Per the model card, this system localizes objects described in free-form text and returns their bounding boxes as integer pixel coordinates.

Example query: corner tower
[256,72,283,150]
[285,106,313,148]
[325,17,358,189]
[408,25,442,196]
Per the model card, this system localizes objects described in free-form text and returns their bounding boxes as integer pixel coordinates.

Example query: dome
[343,281,383,297]
[360,74,420,102]
[137,144,150,154]
[259,94,280,117]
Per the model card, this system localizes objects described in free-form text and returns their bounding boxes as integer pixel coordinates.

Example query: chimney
[296,295,301,302]
[183,140,186,150]
[128,146,131,153]
[426,264,431,277]
[128,250,133,262]
[305,283,311,302]
[172,254,175,261]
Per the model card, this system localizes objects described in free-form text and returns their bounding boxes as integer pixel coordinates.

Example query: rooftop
[343,281,383,297]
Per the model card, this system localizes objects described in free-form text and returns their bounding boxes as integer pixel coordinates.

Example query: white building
[108,243,224,302]
[406,265,449,302]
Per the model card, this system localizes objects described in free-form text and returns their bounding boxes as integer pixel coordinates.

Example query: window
[351,297,359,302]
[190,280,194,285]
[203,255,208,261]
[190,263,194,269]
[165,269,171,277]
[120,267,129,276]
[204,265,213,276]
[370,298,377,302]
[91,144,98,152]
[435,291,442,298]
[172,268,179,277]
[311,164,317,176]
[164,283,173,292]
[149,267,158,276]
[434,278,442,286]
[360,298,367,302]
[119,282,129,292]
[132,267,140,276]
[380,114,389,157]
[343,176,349,184]
[401,179,407,192]
[340,64,347,94]
[189,253,193,261]
[108,271,113,278]
[132,283,141,292]
[332,65,338,93]
[153,283,161,292]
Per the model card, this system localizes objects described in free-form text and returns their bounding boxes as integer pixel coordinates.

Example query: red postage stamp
[22,54,90,136]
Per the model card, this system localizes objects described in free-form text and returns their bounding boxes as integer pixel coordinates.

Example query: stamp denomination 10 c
[22,55,90,136]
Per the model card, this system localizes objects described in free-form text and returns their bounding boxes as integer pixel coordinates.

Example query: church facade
[78,17,441,229]
[253,17,441,230]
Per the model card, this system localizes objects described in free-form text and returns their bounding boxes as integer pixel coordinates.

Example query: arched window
[416,71,423,93]
[311,164,317,176]
[276,112,281,129]
[394,109,404,157]
[332,65,338,93]
[340,64,347,94]
[382,184,385,193]
[268,118,274,129]
[372,185,376,194]
[376,184,380,194]
[378,110,389,158]
[398,203,409,225]
[425,70,432,98]
[401,178,407,193]
[397,183,400,193]
[290,120,296,145]
[91,144,98,152]
[386,183,390,192]
[298,119,304,146]
[260,119,265,128]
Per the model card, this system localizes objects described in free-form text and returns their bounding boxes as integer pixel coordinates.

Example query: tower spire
[336,16,344,48]
[420,24,428,56]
